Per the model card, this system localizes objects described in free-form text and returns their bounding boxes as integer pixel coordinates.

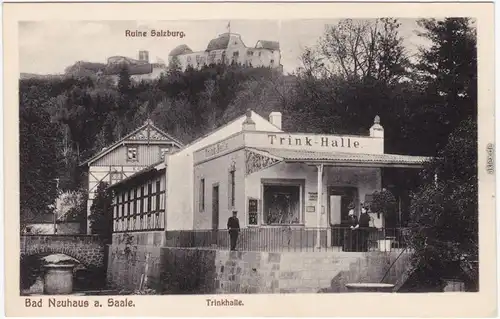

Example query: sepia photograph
[3,2,496,317]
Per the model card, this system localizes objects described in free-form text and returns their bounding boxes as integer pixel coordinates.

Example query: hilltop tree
[117,65,132,94]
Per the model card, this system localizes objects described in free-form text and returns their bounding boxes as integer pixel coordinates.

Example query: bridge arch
[20,235,105,269]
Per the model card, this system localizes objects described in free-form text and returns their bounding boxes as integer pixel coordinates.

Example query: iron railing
[164,227,410,252]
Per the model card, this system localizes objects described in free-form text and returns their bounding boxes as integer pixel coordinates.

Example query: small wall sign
[248,198,258,225]
[308,192,318,201]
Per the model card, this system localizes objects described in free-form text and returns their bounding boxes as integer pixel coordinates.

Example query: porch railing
[164,227,410,252]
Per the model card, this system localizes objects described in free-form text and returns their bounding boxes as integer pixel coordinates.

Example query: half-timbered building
[80,119,183,234]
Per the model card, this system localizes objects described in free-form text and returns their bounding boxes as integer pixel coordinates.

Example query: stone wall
[326,251,413,292]
[106,245,411,294]
[20,235,105,268]
[112,231,164,247]
[106,245,163,292]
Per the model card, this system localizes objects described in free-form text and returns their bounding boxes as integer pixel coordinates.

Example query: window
[156,180,161,212]
[208,52,216,64]
[127,190,132,217]
[110,171,123,184]
[228,168,235,209]
[121,193,125,218]
[160,147,170,160]
[270,59,275,65]
[187,56,192,62]
[127,146,138,162]
[263,184,301,225]
[247,50,254,56]
[259,52,262,57]
[133,189,138,215]
[140,186,145,214]
[233,51,239,57]
[199,178,205,212]
[147,183,152,213]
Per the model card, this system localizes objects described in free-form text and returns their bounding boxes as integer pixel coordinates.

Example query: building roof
[169,44,193,57]
[28,214,56,224]
[108,161,165,190]
[206,33,231,51]
[251,148,432,168]
[256,40,280,50]
[79,120,184,167]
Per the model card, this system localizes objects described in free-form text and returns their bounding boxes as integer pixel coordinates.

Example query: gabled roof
[169,109,283,154]
[206,33,231,51]
[256,40,280,50]
[28,214,56,224]
[108,161,165,190]
[79,120,184,167]
[169,44,193,57]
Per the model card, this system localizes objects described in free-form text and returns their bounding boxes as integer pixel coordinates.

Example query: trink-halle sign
[267,134,360,149]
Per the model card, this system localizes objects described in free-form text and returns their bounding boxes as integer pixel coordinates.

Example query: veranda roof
[251,147,433,168]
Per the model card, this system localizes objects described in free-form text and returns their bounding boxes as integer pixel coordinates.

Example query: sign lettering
[204,142,229,158]
[268,134,360,149]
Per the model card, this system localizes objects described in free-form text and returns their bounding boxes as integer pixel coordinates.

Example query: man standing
[358,206,371,252]
[227,210,240,251]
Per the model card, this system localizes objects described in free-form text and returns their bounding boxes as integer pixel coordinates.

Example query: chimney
[269,111,282,130]
[369,115,384,138]
[242,109,256,131]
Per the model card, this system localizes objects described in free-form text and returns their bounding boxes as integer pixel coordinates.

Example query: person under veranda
[227,211,240,251]
[344,203,358,252]
[357,205,371,252]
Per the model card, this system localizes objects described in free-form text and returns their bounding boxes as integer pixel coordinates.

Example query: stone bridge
[20,235,106,268]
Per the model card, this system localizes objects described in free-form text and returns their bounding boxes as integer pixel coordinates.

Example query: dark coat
[359,213,371,228]
[347,215,358,227]
[227,216,240,232]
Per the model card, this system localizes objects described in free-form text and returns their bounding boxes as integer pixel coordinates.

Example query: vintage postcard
[3,1,497,317]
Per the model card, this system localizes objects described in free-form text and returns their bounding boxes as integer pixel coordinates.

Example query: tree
[20,90,62,230]
[88,182,113,243]
[60,189,88,233]
[370,188,398,227]
[287,18,415,146]
[407,117,478,290]
[413,18,477,153]
[167,56,182,75]
[117,65,132,95]
[305,18,410,84]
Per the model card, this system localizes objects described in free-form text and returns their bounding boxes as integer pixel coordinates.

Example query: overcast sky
[19,19,428,75]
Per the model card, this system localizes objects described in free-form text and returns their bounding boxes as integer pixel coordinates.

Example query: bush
[20,255,43,290]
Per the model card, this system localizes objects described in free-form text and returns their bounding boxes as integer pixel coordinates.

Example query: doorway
[212,184,219,230]
[327,187,358,225]
[327,187,358,247]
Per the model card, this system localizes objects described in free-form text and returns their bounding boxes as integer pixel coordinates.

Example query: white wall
[165,111,282,230]
[193,149,246,230]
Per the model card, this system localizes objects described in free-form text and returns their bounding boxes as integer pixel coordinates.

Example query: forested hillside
[20,18,477,228]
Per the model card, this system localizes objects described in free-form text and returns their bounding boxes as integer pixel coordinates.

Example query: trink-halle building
[105,110,431,249]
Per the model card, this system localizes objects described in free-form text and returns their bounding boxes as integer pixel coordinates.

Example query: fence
[164,227,410,253]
